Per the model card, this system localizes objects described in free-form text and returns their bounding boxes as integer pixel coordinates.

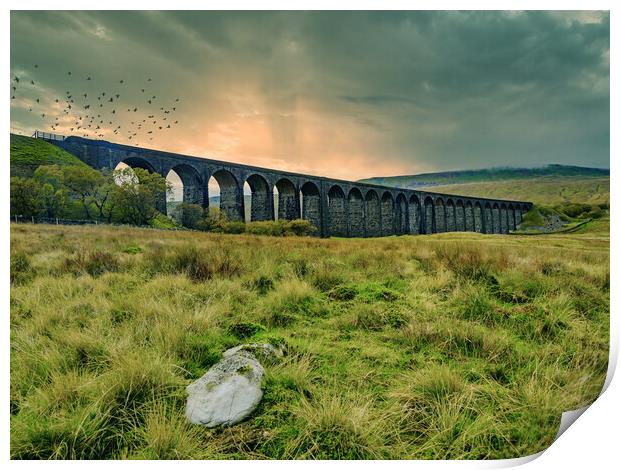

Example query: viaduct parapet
[43,135,533,238]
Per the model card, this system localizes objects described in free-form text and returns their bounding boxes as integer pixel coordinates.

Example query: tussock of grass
[61,250,121,277]
[281,394,394,459]
[143,244,243,281]
[10,222,609,459]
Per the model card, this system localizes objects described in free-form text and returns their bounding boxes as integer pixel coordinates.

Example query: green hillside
[360,164,609,188]
[10,133,87,177]
[426,176,609,206]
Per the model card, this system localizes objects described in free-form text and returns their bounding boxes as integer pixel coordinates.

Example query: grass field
[360,165,609,188]
[10,219,609,459]
[426,177,610,206]
[10,134,87,178]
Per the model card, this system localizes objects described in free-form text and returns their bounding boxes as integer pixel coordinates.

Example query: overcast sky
[10,11,609,181]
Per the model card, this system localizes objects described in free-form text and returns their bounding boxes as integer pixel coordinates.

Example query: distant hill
[359,164,609,189]
[10,133,87,177]
[428,177,609,206]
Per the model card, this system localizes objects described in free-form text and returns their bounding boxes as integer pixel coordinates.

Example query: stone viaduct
[45,136,533,238]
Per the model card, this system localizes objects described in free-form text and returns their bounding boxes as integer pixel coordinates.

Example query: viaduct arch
[45,136,533,238]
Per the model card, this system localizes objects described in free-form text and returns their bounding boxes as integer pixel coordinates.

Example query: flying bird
[87,76,92,80]
[14,76,19,83]
[31,80,35,85]
[67,71,71,75]
[34,64,38,68]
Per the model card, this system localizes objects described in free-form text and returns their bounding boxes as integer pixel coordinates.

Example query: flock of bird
[11,64,182,147]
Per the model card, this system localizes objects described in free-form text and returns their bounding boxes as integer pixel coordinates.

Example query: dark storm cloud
[10,11,609,178]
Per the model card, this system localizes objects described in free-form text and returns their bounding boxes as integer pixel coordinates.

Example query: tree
[39,183,66,218]
[60,165,106,220]
[172,202,204,229]
[113,167,171,225]
[33,166,66,218]
[33,164,64,188]
[90,169,120,222]
[10,177,42,217]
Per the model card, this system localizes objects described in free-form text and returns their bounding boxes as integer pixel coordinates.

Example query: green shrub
[246,220,285,236]
[283,219,317,236]
[171,202,204,229]
[245,219,317,237]
[222,221,246,234]
[149,213,179,229]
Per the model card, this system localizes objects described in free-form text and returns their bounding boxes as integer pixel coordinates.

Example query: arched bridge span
[46,136,533,237]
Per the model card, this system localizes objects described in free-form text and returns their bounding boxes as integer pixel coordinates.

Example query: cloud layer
[11,11,610,180]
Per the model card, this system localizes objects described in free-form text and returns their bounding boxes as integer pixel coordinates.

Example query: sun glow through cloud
[10,11,609,182]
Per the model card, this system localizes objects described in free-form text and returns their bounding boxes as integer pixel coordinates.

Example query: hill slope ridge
[360,164,609,188]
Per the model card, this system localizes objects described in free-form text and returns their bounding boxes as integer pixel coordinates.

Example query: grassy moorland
[360,165,609,190]
[10,133,87,178]
[426,176,610,206]
[10,219,609,460]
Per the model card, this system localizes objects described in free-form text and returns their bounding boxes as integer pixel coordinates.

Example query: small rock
[185,343,279,427]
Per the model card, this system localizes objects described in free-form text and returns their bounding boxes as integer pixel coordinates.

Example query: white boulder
[185,343,280,427]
